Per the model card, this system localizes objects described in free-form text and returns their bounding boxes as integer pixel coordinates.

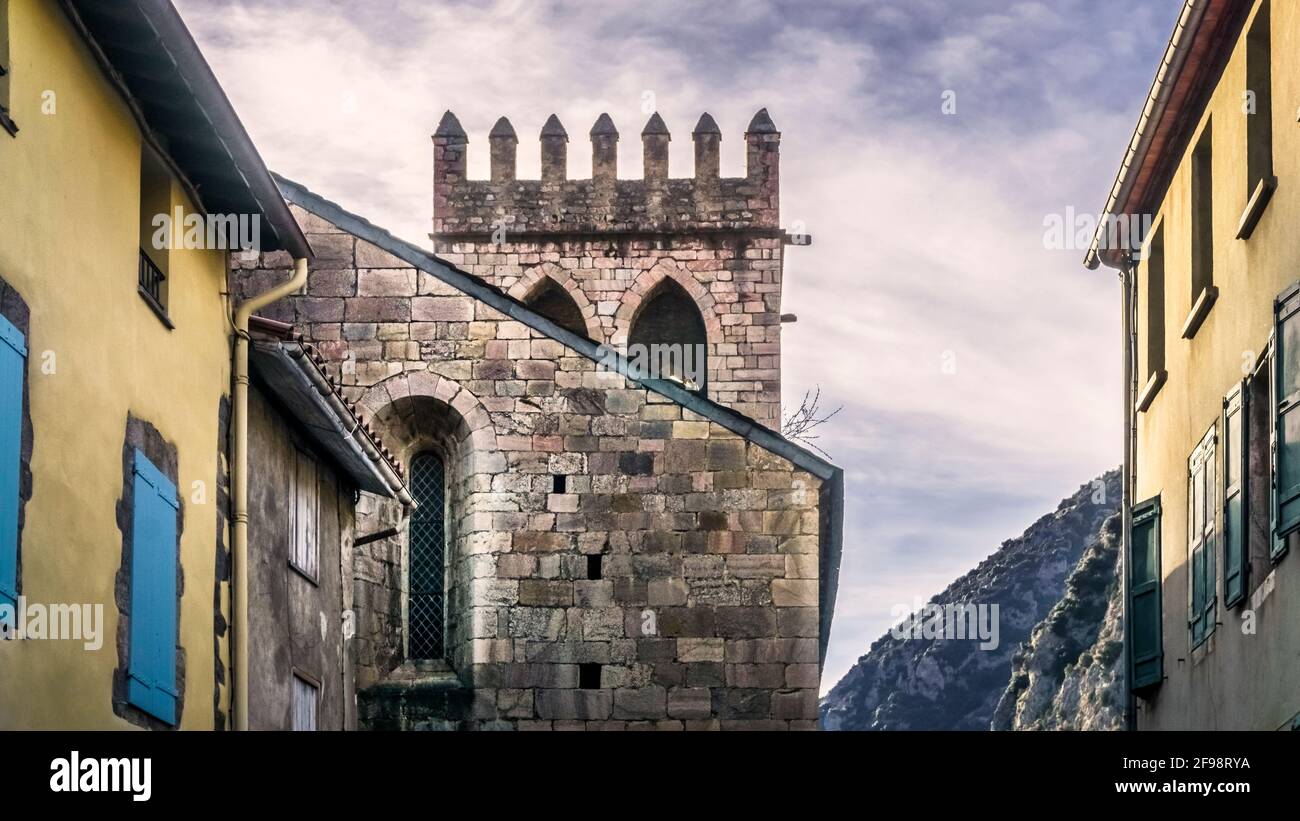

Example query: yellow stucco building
[1089,0,1300,730]
[0,0,315,728]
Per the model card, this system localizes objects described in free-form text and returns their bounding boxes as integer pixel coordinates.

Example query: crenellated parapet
[432,110,781,237]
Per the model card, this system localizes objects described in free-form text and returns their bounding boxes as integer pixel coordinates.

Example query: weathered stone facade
[231,112,839,730]
[431,110,787,428]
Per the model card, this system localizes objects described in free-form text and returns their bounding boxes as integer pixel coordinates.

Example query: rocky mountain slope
[991,513,1123,730]
[820,471,1119,731]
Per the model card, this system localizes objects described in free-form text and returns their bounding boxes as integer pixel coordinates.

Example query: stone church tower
[431,109,789,428]
[235,108,840,731]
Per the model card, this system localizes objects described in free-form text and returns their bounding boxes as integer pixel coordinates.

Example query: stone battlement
[432,109,781,237]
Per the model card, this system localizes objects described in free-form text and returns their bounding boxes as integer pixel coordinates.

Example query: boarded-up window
[291,674,318,731]
[291,449,319,580]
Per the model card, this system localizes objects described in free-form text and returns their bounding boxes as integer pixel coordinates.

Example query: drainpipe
[1118,254,1137,732]
[231,258,309,731]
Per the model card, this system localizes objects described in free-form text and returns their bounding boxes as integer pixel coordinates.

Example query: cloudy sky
[175,0,1185,691]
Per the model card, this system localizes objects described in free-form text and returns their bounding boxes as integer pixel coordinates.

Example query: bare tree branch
[781,386,841,458]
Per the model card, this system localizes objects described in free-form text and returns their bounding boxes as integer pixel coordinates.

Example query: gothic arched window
[525,278,587,337]
[628,279,708,392]
[408,452,446,660]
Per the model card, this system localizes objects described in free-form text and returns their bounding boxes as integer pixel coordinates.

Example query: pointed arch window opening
[525,277,588,338]
[628,279,709,393]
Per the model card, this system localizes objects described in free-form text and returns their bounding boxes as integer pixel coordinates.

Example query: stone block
[612,686,667,720]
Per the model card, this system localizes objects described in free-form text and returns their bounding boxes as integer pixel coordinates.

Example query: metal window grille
[408,452,446,660]
[138,249,166,307]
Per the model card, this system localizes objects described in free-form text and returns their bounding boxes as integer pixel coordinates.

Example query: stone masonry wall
[431,110,786,428]
[231,200,824,730]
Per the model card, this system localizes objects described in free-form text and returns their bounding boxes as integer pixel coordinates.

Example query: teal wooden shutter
[1129,498,1163,692]
[128,449,179,725]
[1223,383,1248,607]
[1274,284,1300,551]
[0,314,26,613]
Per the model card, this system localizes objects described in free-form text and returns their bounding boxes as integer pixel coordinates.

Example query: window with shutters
[0,311,26,622]
[408,451,446,660]
[127,449,180,725]
[1188,426,1217,648]
[290,449,319,582]
[1223,382,1248,608]
[1246,349,1281,590]
[291,673,318,731]
[0,0,16,137]
[1238,0,1275,240]
[1273,282,1300,557]
[1129,496,1163,693]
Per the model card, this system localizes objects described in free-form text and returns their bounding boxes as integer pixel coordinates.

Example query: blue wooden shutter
[1223,383,1248,607]
[1273,285,1300,551]
[1129,498,1163,692]
[128,449,179,725]
[0,314,26,613]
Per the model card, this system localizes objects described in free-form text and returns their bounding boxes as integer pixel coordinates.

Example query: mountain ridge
[820,470,1120,731]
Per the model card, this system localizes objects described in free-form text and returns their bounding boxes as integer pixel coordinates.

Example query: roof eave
[1085,0,1248,270]
[61,0,312,260]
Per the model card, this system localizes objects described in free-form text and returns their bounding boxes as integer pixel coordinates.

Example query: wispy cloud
[176,0,1183,691]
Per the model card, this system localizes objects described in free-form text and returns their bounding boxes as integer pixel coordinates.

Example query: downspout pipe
[231,257,309,731]
[1118,255,1137,732]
